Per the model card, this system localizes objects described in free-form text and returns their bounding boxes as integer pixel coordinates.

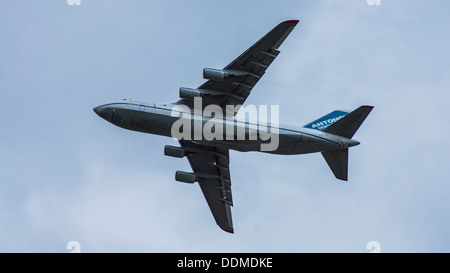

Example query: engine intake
[175,171,196,183]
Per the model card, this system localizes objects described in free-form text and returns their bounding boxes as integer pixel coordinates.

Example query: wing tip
[361,105,375,109]
[283,19,300,25]
[221,227,234,234]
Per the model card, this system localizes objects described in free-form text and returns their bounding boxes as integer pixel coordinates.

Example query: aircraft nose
[93,106,108,120]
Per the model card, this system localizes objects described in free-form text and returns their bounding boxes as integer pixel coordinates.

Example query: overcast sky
[1,0,450,252]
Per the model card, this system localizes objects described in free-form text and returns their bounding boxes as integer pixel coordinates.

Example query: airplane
[93,20,373,234]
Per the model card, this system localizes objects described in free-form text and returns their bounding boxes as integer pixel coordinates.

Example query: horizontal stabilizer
[323,106,374,139]
[322,148,348,181]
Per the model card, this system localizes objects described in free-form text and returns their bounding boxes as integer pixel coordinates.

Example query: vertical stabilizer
[319,105,373,181]
[303,110,350,131]
[321,149,349,181]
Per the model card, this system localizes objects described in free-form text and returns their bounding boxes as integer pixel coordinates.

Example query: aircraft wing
[179,140,234,233]
[173,20,299,233]
[177,20,299,112]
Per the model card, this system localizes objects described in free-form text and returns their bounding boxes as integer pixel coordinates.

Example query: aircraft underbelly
[115,108,340,155]
[117,109,175,137]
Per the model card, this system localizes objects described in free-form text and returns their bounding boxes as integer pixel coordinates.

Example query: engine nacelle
[203,68,226,81]
[179,87,205,99]
[175,171,196,183]
[164,145,185,158]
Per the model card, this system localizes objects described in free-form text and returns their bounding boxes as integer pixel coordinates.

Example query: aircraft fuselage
[94,100,359,155]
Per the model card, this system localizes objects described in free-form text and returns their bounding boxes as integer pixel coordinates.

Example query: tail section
[303,110,350,131]
[322,106,374,139]
[322,148,348,181]
[306,106,374,181]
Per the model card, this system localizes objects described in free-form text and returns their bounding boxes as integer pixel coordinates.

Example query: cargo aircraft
[94,20,373,233]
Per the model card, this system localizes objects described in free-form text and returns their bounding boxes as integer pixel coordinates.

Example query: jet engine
[179,87,205,99]
[175,171,196,183]
[164,145,185,158]
[203,68,226,81]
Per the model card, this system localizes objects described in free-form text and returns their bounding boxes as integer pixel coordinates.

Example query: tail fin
[322,106,374,138]
[303,110,350,131]
[317,106,374,181]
